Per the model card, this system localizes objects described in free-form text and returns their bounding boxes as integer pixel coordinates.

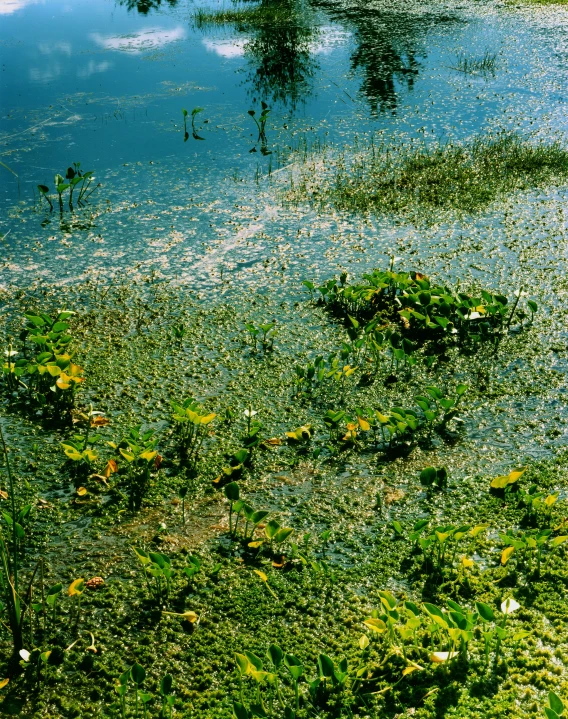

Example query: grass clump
[287,132,568,218]
[452,50,498,75]
[193,3,290,27]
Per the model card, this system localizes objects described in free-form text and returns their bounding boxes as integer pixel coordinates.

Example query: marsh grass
[286,133,568,218]
[193,3,290,27]
[452,50,498,76]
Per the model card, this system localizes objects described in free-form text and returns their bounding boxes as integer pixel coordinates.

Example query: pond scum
[1,251,568,719]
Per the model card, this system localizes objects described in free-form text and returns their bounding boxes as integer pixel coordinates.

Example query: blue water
[1,0,568,289]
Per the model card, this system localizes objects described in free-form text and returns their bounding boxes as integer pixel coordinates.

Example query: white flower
[501,597,521,615]
[244,409,257,418]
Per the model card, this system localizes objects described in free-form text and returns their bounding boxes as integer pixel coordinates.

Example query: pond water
[1,0,568,292]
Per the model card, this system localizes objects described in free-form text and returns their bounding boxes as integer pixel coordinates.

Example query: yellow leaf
[402,665,422,676]
[77,487,87,496]
[162,610,198,622]
[470,524,490,537]
[461,556,474,568]
[359,634,370,650]
[346,422,357,431]
[0,678,9,689]
[248,541,264,548]
[200,413,216,425]
[501,546,515,565]
[56,376,71,390]
[357,417,371,431]
[254,570,268,582]
[103,459,118,478]
[140,450,158,464]
[544,494,559,508]
[491,467,526,489]
[68,578,85,596]
[47,364,61,377]
[363,618,387,633]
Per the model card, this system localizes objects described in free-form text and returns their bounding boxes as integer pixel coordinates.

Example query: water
[1,0,568,290]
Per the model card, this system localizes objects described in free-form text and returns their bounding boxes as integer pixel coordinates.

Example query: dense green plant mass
[308,265,536,352]
[287,133,568,217]
[0,275,565,719]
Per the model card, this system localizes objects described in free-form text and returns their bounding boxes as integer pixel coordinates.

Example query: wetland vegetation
[2,0,568,717]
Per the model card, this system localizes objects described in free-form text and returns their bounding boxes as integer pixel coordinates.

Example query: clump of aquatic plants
[452,50,498,76]
[116,663,175,719]
[61,405,110,477]
[245,321,276,351]
[109,426,158,511]
[233,643,361,718]
[170,397,215,466]
[37,163,97,212]
[308,266,537,353]
[363,591,524,671]
[182,107,205,141]
[288,132,568,217]
[2,309,83,412]
[248,102,271,153]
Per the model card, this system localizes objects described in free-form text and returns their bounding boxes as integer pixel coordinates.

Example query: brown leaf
[264,437,283,446]
[154,454,163,470]
[90,416,110,427]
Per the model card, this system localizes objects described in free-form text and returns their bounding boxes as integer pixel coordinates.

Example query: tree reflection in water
[118,0,177,15]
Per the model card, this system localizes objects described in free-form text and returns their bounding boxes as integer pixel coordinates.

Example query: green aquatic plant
[419,466,448,491]
[133,549,174,601]
[452,50,498,76]
[248,102,270,146]
[171,397,216,466]
[109,427,158,511]
[245,321,276,351]
[544,691,565,719]
[37,163,96,213]
[2,309,83,412]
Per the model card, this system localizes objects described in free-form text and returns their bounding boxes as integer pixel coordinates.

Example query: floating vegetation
[286,132,568,218]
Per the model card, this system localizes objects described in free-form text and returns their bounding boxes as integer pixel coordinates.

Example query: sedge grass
[286,132,568,218]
